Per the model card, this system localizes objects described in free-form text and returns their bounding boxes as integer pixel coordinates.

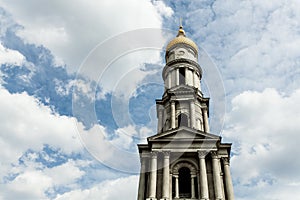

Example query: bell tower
[137,25,234,200]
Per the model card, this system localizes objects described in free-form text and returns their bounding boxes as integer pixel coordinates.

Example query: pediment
[148,126,220,142]
[168,85,195,94]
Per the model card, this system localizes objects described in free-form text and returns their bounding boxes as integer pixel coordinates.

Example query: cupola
[165,25,198,63]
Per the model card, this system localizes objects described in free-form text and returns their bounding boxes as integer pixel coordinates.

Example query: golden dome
[166,26,198,52]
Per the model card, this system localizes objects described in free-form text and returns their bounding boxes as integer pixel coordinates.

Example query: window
[179,68,185,85]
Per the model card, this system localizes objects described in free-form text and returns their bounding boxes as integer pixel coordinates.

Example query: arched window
[179,68,185,85]
[178,113,188,127]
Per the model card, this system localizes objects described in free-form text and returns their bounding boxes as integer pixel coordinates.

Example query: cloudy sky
[0,0,300,199]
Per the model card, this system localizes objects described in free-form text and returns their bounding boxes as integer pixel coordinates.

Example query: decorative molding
[222,157,230,165]
[151,151,158,158]
[197,150,208,159]
[173,162,196,174]
[162,151,170,157]
[166,58,201,71]
[202,107,208,111]
[211,151,219,159]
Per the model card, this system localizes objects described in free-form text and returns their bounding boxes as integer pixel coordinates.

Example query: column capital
[197,150,208,159]
[140,153,150,159]
[211,151,219,159]
[202,107,208,111]
[162,151,170,157]
[151,151,158,158]
[222,157,230,165]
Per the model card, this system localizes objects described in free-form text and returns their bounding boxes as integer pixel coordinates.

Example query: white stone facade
[137,26,234,200]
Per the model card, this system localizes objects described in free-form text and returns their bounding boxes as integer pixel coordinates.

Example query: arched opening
[179,167,191,198]
[179,68,185,85]
[172,162,199,199]
[178,113,188,127]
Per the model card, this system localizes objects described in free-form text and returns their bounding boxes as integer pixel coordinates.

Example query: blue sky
[0,0,300,199]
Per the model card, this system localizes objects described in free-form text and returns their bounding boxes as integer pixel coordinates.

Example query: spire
[177,17,186,37]
[179,17,183,28]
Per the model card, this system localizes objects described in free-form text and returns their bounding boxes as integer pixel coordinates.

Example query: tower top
[166,23,198,52]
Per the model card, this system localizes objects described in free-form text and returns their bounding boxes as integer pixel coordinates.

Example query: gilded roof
[166,26,198,52]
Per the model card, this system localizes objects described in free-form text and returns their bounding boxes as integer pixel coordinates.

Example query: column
[147,152,158,200]
[161,151,170,200]
[222,158,234,200]
[211,151,223,200]
[176,69,179,86]
[191,174,196,199]
[198,151,209,200]
[169,174,172,200]
[193,71,197,88]
[171,102,176,129]
[203,108,209,133]
[138,156,147,200]
[190,101,195,128]
[174,175,179,198]
[157,107,163,133]
[168,73,172,88]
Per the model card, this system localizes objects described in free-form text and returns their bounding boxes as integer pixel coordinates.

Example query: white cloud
[2,1,300,199]
[96,49,161,100]
[44,160,85,186]
[111,125,137,150]
[0,87,84,179]
[0,0,174,106]
[78,122,146,173]
[0,158,86,200]
[0,42,25,65]
[2,170,53,199]
[223,88,300,199]
[0,87,142,198]
[167,0,300,98]
[153,1,174,17]
[55,175,139,200]
[0,0,172,71]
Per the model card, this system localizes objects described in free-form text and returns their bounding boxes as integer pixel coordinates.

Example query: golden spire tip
[179,17,183,28]
[177,17,185,36]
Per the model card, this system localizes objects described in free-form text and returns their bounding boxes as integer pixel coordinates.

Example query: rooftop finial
[179,17,183,28]
[177,17,185,37]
